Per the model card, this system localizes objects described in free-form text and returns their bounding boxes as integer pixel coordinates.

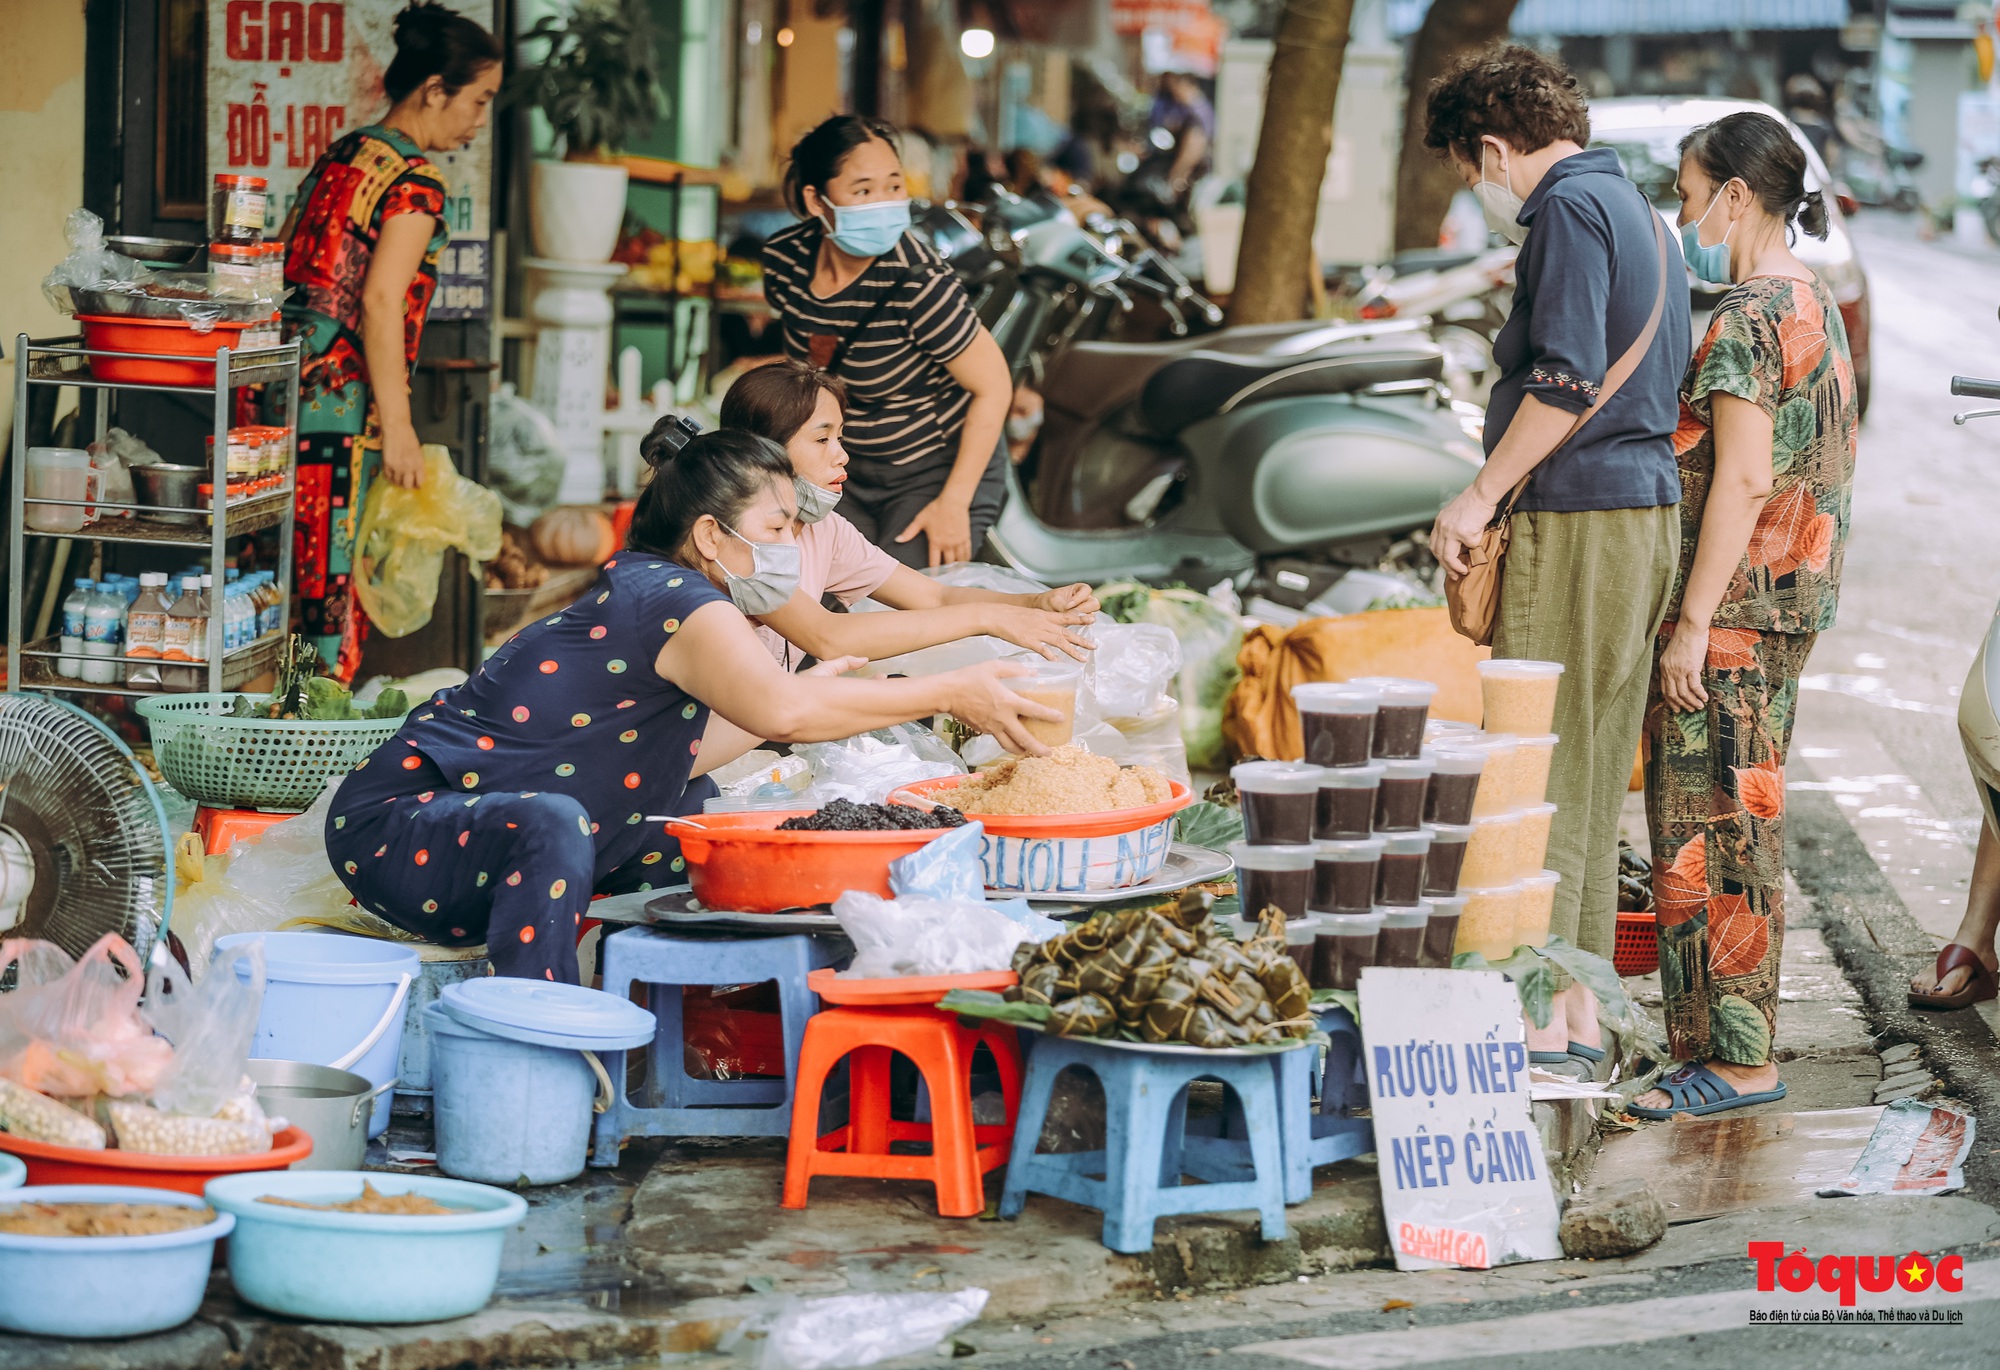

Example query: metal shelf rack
[6,332,300,698]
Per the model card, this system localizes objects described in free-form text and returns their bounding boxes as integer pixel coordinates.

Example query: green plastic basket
[135,694,406,812]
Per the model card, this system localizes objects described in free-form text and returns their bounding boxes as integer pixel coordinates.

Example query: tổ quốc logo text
[1750,1244,1966,1306]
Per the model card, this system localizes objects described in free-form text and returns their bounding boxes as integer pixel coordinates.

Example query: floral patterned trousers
[1642,625,1817,1067]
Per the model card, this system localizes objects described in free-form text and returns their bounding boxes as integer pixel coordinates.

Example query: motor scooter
[920,207,1486,598]
[1349,245,1517,401]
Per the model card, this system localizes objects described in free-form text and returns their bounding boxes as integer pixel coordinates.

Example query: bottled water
[80,582,124,685]
[58,578,90,678]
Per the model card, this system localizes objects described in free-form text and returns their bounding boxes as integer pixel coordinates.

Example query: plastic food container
[1467,733,1521,816]
[1312,910,1384,990]
[1421,822,1472,897]
[1478,659,1564,737]
[1424,746,1487,826]
[1376,830,1433,907]
[205,1171,526,1324]
[896,776,1194,894]
[1512,734,1559,808]
[1230,841,1316,924]
[78,314,254,386]
[0,1128,311,1195]
[1232,760,1323,845]
[1377,905,1429,968]
[1309,837,1383,915]
[0,1185,234,1338]
[1456,883,1524,962]
[1460,811,1522,889]
[25,447,90,532]
[1313,762,1381,841]
[1516,870,1562,948]
[1291,682,1379,767]
[1515,802,1557,879]
[1012,659,1082,748]
[1373,757,1435,832]
[1349,678,1437,759]
[1419,894,1469,968]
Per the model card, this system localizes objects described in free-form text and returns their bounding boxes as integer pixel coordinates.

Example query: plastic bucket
[423,1002,599,1186]
[395,946,492,1113]
[0,1185,234,1338]
[216,932,419,1138]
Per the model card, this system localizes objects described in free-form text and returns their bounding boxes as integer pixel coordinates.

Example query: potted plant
[508,0,668,263]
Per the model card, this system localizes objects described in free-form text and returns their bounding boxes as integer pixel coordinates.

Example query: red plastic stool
[783,970,1022,1218]
[194,806,294,856]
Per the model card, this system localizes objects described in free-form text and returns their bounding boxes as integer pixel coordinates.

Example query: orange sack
[1223,607,1489,763]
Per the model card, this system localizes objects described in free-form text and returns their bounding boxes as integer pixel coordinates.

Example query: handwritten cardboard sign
[1357,966,1562,1271]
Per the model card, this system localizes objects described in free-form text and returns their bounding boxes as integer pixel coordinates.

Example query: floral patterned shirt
[1668,274,1857,634]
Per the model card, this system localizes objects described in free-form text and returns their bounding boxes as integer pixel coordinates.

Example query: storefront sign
[206,0,494,319]
[1356,967,1563,1271]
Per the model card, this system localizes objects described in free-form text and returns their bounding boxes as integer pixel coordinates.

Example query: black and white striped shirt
[761,220,981,474]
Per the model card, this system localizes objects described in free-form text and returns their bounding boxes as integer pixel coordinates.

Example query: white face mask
[1474,144,1528,245]
[719,525,803,616]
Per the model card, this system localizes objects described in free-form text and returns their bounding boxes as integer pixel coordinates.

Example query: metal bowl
[130,462,204,524]
[106,235,203,267]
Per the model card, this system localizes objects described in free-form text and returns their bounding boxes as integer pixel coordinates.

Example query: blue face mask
[1680,184,1736,286]
[823,197,911,257]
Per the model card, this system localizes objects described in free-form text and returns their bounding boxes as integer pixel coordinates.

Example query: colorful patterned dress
[281,125,449,683]
[1644,273,1857,1067]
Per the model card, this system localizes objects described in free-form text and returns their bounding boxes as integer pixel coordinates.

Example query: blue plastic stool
[998,1034,1291,1253]
[590,929,844,1164]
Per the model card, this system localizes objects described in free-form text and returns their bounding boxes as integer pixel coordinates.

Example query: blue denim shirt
[1486,148,1689,512]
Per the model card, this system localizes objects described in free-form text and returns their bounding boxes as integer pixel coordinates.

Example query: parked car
[1590,97,1873,417]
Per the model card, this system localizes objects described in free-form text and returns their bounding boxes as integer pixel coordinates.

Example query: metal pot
[246,1059,395,1172]
[105,235,203,267]
[130,462,204,525]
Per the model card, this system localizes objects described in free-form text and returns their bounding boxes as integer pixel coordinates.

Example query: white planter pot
[530,160,629,264]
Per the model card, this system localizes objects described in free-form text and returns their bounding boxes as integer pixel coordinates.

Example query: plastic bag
[889,823,987,904]
[486,384,566,526]
[0,1077,107,1149]
[86,427,156,515]
[146,937,264,1118]
[1095,582,1242,770]
[832,892,1028,977]
[794,723,965,806]
[174,780,359,976]
[1086,622,1180,721]
[753,1288,989,1370]
[0,936,173,1100]
[853,565,1058,680]
[107,1081,277,1157]
[352,445,503,638]
[41,208,145,314]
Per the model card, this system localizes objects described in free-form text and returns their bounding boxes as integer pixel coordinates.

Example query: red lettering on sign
[268,1,305,62]
[225,0,263,61]
[1396,1222,1490,1269]
[307,2,344,61]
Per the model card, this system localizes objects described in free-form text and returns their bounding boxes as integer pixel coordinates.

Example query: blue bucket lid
[438,978,655,1051]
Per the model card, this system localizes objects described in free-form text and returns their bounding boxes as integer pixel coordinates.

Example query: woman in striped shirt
[762,115,1015,568]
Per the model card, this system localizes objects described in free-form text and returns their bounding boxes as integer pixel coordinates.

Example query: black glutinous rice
[776,799,966,832]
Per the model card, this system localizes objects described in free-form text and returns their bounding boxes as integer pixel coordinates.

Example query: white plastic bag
[1096,582,1243,770]
[1086,622,1181,721]
[755,1288,989,1370]
[41,209,145,314]
[853,566,1057,680]
[795,723,965,806]
[832,892,1027,978]
[175,780,358,976]
[147,937,265,1118]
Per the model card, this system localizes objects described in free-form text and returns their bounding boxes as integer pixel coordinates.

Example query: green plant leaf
[1175,800,1244,852]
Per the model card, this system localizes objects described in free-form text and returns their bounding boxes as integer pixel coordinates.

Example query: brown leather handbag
[1445,212,1674,645]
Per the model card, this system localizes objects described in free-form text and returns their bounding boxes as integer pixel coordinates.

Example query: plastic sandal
[1567,1041,1606,1064]
[1627,1062,1787,1119]
[1909,944,1998,1012]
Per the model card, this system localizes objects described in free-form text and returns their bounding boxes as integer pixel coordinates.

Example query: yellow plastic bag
[352,445,502,638]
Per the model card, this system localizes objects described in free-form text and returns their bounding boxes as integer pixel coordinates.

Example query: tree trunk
[1229,0,1355,325]
[1392,0,1521,254]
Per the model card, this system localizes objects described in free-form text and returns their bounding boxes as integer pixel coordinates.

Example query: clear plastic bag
[1086,622,1181,721]
[0,936,173,1100]
[752,1288,989,1370]
[888,823,987,904]
[107,1081,277,1157]
[175,780,360,976]
[852,565,1058,680]
[352,445,504,638]
[794,723,966,806]
[0,1077,107,1149]
[486,384,566,526]
[1096,582,1243,770]
[832,892,1028,978]
[85,427,156,514]
[41,208,144,314]
[146,937,264,1118]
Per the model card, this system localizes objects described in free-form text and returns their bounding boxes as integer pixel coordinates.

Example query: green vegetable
[1175,800,1244,853]
[303,676,356,721]
[228,694,257,718]
[369,687,410,719]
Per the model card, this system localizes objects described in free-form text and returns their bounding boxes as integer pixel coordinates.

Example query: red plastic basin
[78,314,254,386]
[666,812,958,913]
[0,1126,312,1196]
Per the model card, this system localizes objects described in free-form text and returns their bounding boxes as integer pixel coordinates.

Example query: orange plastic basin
[667,812,959,913]
[890,776,1194,839]
[0,1126,313,1196]
[807,967,1017,1007]
[77,314,254,386]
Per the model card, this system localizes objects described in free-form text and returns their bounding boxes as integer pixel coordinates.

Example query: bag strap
[1496,209,1674,518]
[824,267,912,376]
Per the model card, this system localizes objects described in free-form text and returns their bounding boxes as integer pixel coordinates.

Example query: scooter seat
[1136,344,1444,437]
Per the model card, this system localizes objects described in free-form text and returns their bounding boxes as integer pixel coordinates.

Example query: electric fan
[0,694,172,961]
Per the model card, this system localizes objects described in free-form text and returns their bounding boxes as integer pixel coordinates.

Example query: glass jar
[211,174,268,245]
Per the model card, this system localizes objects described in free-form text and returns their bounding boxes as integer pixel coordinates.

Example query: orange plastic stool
[194,806,293,856]
[783,1005,1023,1218]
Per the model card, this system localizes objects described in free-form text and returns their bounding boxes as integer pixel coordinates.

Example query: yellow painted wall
[0,0,87,451]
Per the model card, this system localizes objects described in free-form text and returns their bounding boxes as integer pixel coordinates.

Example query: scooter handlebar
[1952,376,2000,399]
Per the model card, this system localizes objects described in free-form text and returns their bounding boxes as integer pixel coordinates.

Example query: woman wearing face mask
[280,1,502,682]
[1420,46,1690,1066]
[761,115,1015,569]
[323,431,1058,985]
[1630,113,1857,1118]
[710,361,1096,670]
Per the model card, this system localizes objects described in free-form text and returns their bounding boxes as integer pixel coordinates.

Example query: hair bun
[395,0,449,36]
[640,414,703,470]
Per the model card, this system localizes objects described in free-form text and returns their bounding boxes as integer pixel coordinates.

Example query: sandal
[1627,1062,1786,1119]
[1909,944,1998,1012]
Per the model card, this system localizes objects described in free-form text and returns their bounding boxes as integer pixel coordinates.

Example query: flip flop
[1567,1041,1606,1064]
[1627,1062,1787,1119]
[1909,944,1999,1012]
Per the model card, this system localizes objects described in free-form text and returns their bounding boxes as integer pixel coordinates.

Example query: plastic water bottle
[57,579,90,678]
[162,575,206,689]
[81,582,123,685]
[125,574,170,687]
[228,582,252,652]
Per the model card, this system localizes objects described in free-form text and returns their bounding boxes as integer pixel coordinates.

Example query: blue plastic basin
[204,1170,526,1323]
[0,1185,233,1338]
[0,1154,25,1190]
